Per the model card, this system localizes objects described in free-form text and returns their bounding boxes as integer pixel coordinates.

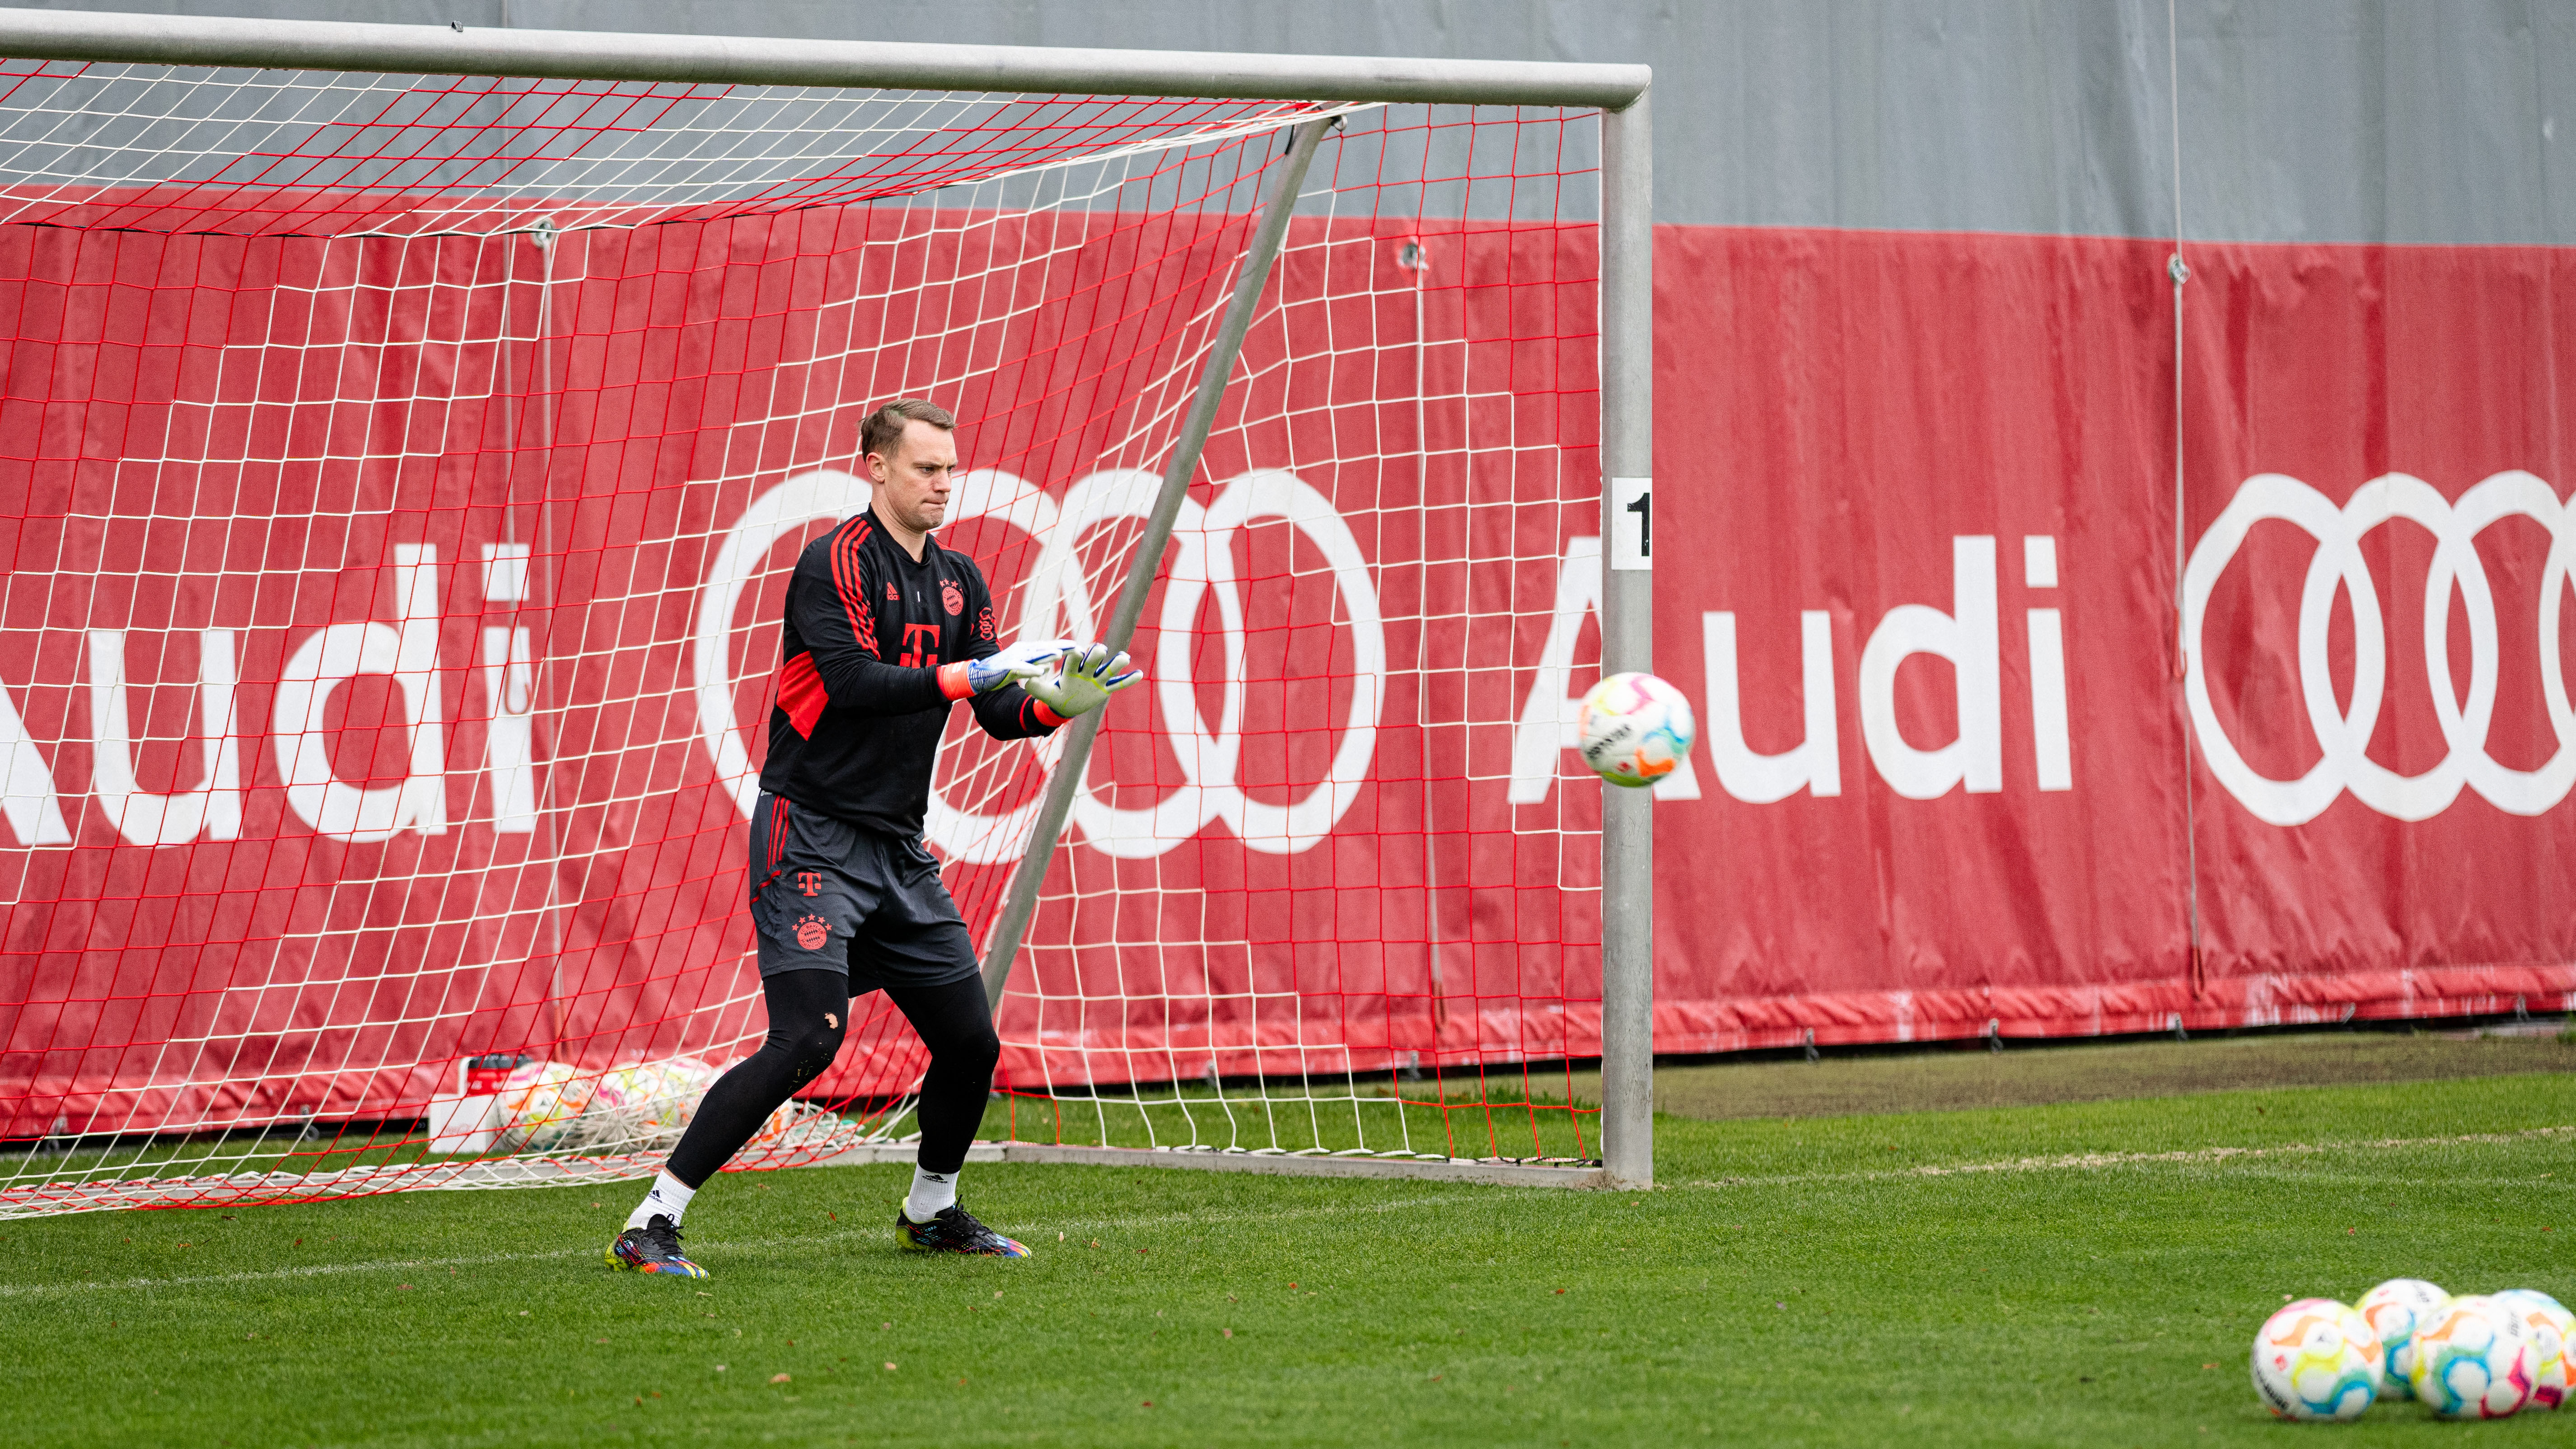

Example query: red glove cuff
[935,661,975,701]
[1031,700,1068,728]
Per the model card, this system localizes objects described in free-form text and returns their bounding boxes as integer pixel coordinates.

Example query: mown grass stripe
[0,1191,1486,1299]
[1672,1123,2576,1187]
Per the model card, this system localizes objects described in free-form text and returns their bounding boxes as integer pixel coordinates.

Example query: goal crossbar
[0,7,1648,110]
[0,7,1657,1197]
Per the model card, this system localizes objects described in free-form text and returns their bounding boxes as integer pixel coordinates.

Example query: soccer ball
[493,1060,594,1151]
[739,1098,827,1158]
[2494,1290,2573,1411]
[2409,1295,2537,1419]
[583,1056,722,1148]
[2250,1298,2380,1421]
[2356,1278,2449,1400]
[1576,672,1697,788]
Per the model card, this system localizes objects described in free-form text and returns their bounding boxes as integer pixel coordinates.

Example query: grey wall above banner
[14,0,2575,244]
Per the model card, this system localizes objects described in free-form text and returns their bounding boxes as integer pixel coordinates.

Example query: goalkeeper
[610,398,1137,1279]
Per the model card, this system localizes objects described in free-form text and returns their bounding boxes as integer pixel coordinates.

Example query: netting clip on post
[976,114,1335,1008]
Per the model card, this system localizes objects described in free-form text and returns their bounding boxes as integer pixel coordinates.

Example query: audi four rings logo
[695,467,1383,863]
[2182,470,2575,826]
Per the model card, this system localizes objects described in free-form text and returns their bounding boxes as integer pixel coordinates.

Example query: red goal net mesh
[0,60,1605,1217]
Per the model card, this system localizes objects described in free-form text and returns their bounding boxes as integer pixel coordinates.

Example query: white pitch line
[0,1245,598,1299]
[1677,1123,2576,1191]
[0,1192,1482,1301]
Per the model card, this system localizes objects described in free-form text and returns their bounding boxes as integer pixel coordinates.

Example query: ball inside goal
[493,1061,594,1153]
[1576,671,1697,788]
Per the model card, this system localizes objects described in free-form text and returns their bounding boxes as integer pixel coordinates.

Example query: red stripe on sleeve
[830,519,879,656]
[776,651,827,737]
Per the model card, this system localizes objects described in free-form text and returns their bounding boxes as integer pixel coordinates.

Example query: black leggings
[664,969,1000,1187]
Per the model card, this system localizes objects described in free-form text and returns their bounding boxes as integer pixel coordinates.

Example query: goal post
[1597,90,1655,1192]
[0,7,1656,1216]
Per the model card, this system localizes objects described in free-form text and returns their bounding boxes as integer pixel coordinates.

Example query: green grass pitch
[3,1066,2569,1447]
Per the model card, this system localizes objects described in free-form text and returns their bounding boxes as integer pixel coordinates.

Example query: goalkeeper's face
[866,420,959,536]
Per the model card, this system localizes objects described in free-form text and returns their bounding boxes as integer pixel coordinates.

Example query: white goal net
[0,48,1611,1217]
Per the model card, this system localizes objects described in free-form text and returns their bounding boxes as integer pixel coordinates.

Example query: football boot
[895,1202,1031,1257]
[607,1214,708,1280]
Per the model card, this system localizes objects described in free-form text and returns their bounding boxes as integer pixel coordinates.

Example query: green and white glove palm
[1024,640,1142,719]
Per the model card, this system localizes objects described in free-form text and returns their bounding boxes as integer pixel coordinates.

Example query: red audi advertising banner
[5,205,2573,1134]
[0,201,1604,1131]
[1651,226,2576,1049]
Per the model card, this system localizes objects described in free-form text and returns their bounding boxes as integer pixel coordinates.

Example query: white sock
[626,1169,696,1230]
[905,1164,958,1221]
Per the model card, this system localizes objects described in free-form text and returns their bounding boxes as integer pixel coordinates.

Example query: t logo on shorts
[795,870,822,897]
[794,914,831,950]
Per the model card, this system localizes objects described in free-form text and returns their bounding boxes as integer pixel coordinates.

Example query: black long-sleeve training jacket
[758,507,1061,837]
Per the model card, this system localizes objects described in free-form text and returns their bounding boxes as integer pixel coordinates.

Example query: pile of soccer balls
[490,1055,830,1156]
[2253,1280,2571,1421]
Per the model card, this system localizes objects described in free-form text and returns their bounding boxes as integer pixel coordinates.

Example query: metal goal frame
[0,6,1657,1191]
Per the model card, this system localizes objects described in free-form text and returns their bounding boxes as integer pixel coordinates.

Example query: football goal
[0,8,1654,1217]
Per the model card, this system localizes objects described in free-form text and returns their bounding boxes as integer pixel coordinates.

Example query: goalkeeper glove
[1024,640,1142,719]
[938,637,1071,699]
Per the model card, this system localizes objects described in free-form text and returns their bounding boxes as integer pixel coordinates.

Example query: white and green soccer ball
[2493,1290,2572,1412]
[2408,1294,2537,1420]
[583,1055,722,1148]
[494,1059,594,1151]
[1575,671,1697,789]
[2251,1298,2380,1422]
[2355,1278,2448,1401]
